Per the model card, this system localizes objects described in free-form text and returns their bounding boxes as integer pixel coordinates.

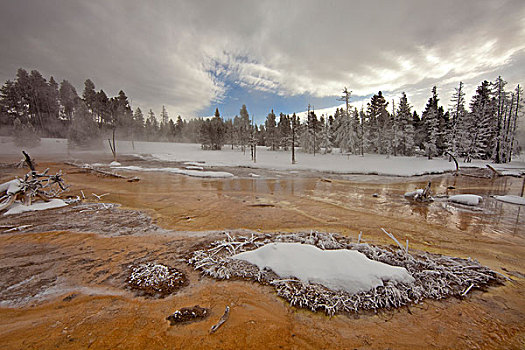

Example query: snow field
[3,137,524,177]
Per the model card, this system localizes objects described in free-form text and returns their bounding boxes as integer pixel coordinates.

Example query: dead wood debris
[166,305,209,325]
[188,231,505,316]
[210,306,230,333]
[64,162,139,181]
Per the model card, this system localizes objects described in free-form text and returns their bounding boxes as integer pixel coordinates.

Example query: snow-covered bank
[2,138,524,177]
[3,199,67,216]
[233,242,415,294]
[112,165,234,178]
[493,195,525,206]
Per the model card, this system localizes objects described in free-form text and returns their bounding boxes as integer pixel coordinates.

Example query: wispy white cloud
[0,0,523,117]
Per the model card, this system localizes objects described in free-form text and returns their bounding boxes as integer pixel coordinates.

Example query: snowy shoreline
[1,138,524,177]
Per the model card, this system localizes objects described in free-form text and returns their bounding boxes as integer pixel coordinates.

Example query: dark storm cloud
[0,0,523,116]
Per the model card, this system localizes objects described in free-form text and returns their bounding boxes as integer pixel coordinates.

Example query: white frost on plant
[4,198,68,216]
[232,242,415,295]
[128,263,182,288]
[113,165,234,178]
[493,195,525,205]
[448,194,483,206]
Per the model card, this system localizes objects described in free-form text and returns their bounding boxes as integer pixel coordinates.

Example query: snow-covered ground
[112,165,234,178]
[2,137,525,177]
[3,199,67,216]
[233,242,415,294]
[493,195,525,206]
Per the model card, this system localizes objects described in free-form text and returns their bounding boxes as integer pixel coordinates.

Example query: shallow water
[0,161,524,349]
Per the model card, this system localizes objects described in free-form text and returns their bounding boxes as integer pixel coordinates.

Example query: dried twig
[381,228,404,250]
[92,193,109,200]
[4,224,33,232]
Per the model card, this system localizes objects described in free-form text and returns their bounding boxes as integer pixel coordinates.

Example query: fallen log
[460,173,491,179]
[64,162,139,181]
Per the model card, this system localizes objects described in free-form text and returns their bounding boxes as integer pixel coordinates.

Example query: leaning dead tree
[0,151,69,211]
[189,231,505,316]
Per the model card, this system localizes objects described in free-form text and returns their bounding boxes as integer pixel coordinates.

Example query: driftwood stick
[381,228,404,250]
[22,151,36,172]
[461,283,474,296]
[210,306,230,334]
[4,224,33,232]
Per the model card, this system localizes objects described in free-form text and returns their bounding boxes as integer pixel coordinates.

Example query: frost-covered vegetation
[127,262,187,297]
[0,68,522,163]
[189,232,504,316]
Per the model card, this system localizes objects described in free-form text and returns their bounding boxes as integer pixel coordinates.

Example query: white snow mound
[233,243,415,295]
[448,194,483,206]
[4,199,68,216]
[109,161,121,167]
[404,189,424,198]
[493,195,525,206]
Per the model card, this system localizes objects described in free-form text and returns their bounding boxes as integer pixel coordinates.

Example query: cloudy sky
[1,0,524,123]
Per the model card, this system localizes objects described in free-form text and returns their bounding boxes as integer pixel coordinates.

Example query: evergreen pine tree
[468,81,495,159]
[448,81,467,156]
[421,86,441,159]
[396,92,415,155]
[265,109,278,150]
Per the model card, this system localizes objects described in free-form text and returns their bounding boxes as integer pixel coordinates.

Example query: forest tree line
[0,68,522,163]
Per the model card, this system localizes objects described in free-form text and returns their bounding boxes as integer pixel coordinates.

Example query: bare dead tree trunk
[508,85,520,163]
[108,127,117,161]
[291,118,296,164]
[444,151,459,175]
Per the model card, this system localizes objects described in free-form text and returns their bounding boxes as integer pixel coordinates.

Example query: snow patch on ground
[493,195,525,205]
[233,242,415,295]
[4,199,68,215]
[113,165,234,178]
[109,161,121,166]
[448,194,483,206]
[185,166,204,170]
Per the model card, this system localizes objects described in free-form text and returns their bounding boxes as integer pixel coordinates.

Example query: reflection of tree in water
[266,179,275,194]
[410,203,429,220]
[456,211,473,232]
[279,179,288,193]
[514,207,522,235]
